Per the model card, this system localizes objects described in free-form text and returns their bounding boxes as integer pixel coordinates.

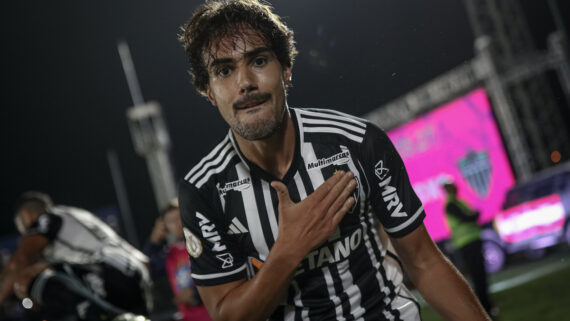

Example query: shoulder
[292,107,372,144]
[26,211,63,240]
[181,132,240,189]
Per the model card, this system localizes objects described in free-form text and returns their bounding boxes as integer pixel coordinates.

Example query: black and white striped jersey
[179,107,425,320]
[26,205,150,279]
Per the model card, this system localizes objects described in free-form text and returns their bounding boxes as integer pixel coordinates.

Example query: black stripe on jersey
[297,109,366,144]
[297,163,316,196]
[185,137,231,181]
[329,264,354,320]
[298,108,367,129]
[53,238,93,255]
[302,121,365,139]
[252,177,276,247]
[364,213,400,320]
[356,160,371,201]
[287,174,303,203]
[288,281,305,321]
[187,140,234,185]
[58,212,124,252]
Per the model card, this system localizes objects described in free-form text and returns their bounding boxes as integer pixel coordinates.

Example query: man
[177,1,490,320]
[442,179,495,317]
[0,191,152,320]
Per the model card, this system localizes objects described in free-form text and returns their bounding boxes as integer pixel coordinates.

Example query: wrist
[270,238,307,269]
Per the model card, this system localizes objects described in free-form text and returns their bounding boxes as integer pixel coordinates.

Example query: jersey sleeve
[360,123,425,238]
[26,213,62,240]
[178,179,248,286]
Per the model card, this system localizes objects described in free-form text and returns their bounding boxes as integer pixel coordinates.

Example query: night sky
[2,1,567,242]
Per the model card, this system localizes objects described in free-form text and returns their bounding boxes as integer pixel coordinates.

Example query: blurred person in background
[162,199,210,321]
[441,179,497,318]
[0,191,152,321]
[144,198,210,321]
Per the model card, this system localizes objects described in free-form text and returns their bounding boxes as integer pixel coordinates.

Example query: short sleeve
[178,179,247,286]
[26,213,62,240]
[360,123,425,238]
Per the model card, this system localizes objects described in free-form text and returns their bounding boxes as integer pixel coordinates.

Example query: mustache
[233,92,271,109]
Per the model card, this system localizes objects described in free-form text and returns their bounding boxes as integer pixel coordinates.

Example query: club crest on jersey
[375,160,407,218]
[217,178,251,197]
[183,227,202,258]
[196,212,227,252]
[306,150,350,171]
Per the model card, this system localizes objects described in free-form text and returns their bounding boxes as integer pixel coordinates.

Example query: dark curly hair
[179,0,298,96]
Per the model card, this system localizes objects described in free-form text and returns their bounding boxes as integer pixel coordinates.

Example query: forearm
[409,253,489,321]
[204,239,304,321]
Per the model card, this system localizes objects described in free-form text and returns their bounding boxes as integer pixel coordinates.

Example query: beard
[229,100,286,141]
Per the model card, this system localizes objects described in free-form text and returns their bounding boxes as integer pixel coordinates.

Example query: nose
[236,64,257,94]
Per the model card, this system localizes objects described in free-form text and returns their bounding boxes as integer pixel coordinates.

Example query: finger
[310,170,345,201]
[271,181,294,207]
[332,197,355,226]
[326,178,357,217]
[321,171,355,210]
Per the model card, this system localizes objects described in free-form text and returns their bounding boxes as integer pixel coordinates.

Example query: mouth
[233,93,271,111]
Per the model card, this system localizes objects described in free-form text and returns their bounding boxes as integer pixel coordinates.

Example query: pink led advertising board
[387,88,515,242]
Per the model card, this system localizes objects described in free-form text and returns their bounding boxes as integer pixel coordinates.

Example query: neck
[233,109,295,179]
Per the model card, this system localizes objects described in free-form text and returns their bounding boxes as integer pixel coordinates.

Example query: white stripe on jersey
[228,130,251,170]
[191,263,247,280]
[292,281,310,321]
[284,306,295,321]
[338,260,366,319]
[383,206,424,234]
[302,143,326,187]
[188,142,233,184]
[303,126,364,143]
[293,109,305,147]
[341,145,366,216]
[261,180,279,240]
[297,109,367,128]
[301,118,366,135]
[360,216,394,312]
[185,136,230,180]
[194,150,237,188]
[293,172,308,200]
[323,266,346,321]
[236,163,270,259]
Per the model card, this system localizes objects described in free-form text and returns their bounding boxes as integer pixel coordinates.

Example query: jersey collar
[228,107,302,184]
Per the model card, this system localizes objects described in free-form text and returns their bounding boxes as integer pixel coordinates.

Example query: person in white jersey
[0,191,152,321]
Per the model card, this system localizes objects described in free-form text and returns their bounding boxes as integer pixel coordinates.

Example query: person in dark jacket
[442,178,497,317]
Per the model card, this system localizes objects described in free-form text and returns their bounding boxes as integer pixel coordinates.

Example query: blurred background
[2,0,570,320]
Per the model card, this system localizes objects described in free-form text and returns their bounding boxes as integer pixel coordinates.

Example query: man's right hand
[150,218,167,244]
[197,171,357,321]
[271,170,357,261]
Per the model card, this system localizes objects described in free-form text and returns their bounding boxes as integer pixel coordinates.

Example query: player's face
[14,210,36,234]
[164,209,184,241]
[204,28,292,141]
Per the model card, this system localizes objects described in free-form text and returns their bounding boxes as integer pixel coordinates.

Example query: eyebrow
[208,47,271,70]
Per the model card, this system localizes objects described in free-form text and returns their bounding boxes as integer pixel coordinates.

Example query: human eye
[216,66,232,77]
[252,56,267,67]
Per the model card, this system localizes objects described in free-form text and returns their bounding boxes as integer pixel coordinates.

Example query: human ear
[206,86,217,107]
[283,67,292,85]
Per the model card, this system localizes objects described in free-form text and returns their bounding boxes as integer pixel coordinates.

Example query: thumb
[271,181,293,207]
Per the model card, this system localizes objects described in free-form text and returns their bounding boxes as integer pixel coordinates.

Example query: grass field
[420,256,570,320]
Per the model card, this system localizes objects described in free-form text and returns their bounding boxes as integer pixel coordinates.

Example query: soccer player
[177,1,491,320]
[0,191,152,320]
